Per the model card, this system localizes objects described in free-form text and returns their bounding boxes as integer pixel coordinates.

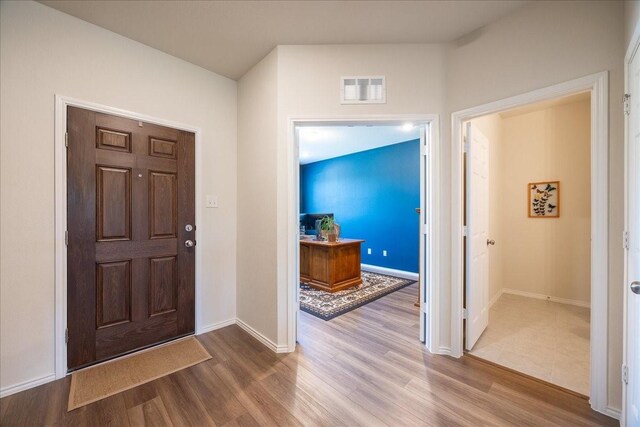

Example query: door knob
[631,281,640,295]
[487,239,496,246]
[185,224,195,232]
[185,240,196,248]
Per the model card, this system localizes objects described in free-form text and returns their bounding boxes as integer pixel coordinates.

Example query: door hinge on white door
[624,231,630,250]
[463,308,468,319]
[65,328,69,344]
[624,93,631,116]
[623,365,628,385]
[463,226,468,237]
[65,132,69,148]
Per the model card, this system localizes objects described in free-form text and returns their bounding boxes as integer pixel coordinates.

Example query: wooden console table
[300,238,364,293]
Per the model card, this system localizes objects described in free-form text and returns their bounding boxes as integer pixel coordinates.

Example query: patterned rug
[300,271,416,320]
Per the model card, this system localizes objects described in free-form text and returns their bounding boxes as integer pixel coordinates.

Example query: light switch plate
[206,195,218,208]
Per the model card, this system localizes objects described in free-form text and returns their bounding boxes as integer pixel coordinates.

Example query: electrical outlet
[383,250,387,256]
[206,195,218,208]
[367,248,372,255]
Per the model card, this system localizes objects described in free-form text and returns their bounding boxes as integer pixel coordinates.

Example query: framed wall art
[528,181,560,218]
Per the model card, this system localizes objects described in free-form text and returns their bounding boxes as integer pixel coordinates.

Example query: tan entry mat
[68,337,211,411]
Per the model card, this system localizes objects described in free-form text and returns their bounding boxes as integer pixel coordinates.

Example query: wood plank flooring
[0,283,617,426]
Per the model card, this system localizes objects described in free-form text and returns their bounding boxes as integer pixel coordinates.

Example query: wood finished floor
[0,283,617,426]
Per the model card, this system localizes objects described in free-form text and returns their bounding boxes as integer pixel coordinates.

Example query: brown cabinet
[300,238,364,293]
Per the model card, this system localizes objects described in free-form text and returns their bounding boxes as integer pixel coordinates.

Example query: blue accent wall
[300,139,419,273]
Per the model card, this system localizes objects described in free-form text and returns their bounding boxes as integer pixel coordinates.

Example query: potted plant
[319,216,338,242]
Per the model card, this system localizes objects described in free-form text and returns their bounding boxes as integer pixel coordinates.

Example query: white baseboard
[235,318,290,353]
[197,318,236,335]
[501,289,590,308]
[361,264,419,281]
[436,346,453,356]
[489,290,503,308]
[0,373,56,398]
[602,406,621,420]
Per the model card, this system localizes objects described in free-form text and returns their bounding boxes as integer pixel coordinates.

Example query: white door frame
[623,20,640,427]
[286,115,440,352]
[450,72,610,413]
[54,95,203,379]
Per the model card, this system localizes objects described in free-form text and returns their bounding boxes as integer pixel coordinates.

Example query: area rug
[68,337,211,411]
[300,271,416,320]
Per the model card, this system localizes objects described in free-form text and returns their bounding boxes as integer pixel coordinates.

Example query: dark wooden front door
[67,106,195,370]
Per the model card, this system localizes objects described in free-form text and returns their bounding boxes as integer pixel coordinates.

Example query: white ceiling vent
[341,76,386,104]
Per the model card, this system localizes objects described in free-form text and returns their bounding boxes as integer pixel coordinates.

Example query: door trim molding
[285,114,440,353]
[54,95,203,380]
[449,72,609,414]
[623,19,640,427]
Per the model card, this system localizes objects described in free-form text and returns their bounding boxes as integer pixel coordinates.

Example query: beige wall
[473,99,592,306]
[0,1,238,393]
[0,0,627,412]
[237,49,280,343]
[447,1,624,410]
[233,0,624,410]
[275,44,449,343]
[236,44,448,345]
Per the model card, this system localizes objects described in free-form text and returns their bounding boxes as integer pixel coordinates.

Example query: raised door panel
[149,137,177,159]
[96,166,131,241]
[149,256,177,316]
[96,127,132,153]
[149,172,177,239]
[96,260,132,328]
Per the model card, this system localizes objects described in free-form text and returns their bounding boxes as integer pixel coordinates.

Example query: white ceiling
[298,124,421,165]
[39,1,530,80]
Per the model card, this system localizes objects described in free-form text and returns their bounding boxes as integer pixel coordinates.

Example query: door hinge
[624,93,631,116]
[624,231,630,250]
[422,144,428,156]
[463,142,469,153]
[623,365,628,385]
[65,230,68,246]
[65,328,69,344]
[463,226,468,237]
[463,308,468,319]
[65,131,69,148]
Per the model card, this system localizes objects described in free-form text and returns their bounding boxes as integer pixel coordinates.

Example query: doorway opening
[463,92,592,396]
[450,72,610,413]
[287,117,439,351]
[54,96,203,379]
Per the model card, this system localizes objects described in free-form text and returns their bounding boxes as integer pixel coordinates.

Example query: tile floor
[469,293,590,396]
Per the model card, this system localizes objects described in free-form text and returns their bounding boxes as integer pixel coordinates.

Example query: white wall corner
[489,289,504,308]
[236,318,290,353]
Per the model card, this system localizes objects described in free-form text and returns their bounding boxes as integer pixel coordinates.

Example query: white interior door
[419,125,427,342]
[465,122,490,350]
[625,40,640,427]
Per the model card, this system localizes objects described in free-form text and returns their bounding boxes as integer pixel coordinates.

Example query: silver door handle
[185,240,196,248]
[631,281,640,295]
[487,239,496,246]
